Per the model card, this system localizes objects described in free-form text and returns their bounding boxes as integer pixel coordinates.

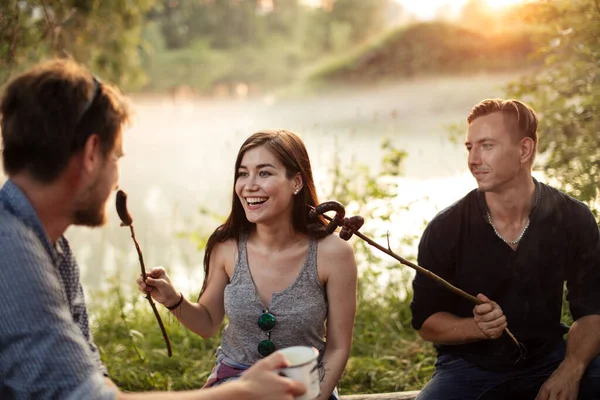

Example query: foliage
[147,0,395,52]
[506,0,600,211]
[327,0,392,45]
[140,25,312,93]
[139,0,397,93]
[344,268,435,394]
[309,21,535,85]
[0,0,156,89]
[0,0,540,94]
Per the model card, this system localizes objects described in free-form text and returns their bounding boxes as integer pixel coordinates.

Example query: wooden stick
[116,190,172,357]
[355,228,522,352]
[128,224,172,357]
[314,204,526,360]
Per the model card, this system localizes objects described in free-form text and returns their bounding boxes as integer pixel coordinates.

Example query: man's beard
[73,186,108,227]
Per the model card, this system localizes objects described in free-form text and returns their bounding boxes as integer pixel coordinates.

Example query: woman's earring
[294,189,299,195]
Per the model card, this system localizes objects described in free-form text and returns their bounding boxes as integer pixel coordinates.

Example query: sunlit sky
[396,0,525,20]
[301,0,525,20]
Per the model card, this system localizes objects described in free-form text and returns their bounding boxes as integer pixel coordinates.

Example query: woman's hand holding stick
[116,190,173,357]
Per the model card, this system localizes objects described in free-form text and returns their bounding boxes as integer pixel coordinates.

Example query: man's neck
[485,176,536,224]
[10,175,72,244]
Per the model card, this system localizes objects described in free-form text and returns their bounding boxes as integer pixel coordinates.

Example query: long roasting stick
[116,190,172,357]
[310,201,527,361]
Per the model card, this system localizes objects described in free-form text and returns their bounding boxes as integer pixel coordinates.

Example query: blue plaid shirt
[0,180,116,399]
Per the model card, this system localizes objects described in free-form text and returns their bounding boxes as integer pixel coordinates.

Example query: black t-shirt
[410,179,600,371]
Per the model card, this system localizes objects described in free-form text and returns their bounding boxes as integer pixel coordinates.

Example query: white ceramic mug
[278,346,321,400]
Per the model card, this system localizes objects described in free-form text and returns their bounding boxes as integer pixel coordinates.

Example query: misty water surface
[4,72,530,299]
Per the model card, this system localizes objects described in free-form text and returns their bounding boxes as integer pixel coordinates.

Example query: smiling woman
[135,130,359,400]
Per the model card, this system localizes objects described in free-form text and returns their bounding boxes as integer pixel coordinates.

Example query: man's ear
[520,137,535,165]
[81,134,102,175]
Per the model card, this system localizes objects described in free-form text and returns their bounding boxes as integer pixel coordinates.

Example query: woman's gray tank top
[220,232,328,366]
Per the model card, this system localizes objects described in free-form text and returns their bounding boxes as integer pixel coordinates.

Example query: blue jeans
[417,341,600,400]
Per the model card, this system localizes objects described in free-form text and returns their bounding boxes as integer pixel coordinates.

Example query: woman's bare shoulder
[211,237,239,268]
[317,233,354,258]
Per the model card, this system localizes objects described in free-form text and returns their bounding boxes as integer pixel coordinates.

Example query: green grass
[91,270,435,395]
[341,269,436,394]
[92,283,220,391]
[92,269,575,394]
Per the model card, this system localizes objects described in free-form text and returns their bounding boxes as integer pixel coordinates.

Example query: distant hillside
[309,22,535,84]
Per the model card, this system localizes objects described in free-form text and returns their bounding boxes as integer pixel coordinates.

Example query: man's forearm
[418,312,487,345]
[562,315,600,377]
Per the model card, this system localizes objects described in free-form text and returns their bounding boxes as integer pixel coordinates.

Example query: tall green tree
[148,0,264,50]
[142,0,323,91]
[0,0,156,88]
[507,0,600,209]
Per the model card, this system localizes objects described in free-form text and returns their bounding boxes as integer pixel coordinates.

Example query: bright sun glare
[390,0,526,20]
[485,0,524,9]
[302,1,525,17]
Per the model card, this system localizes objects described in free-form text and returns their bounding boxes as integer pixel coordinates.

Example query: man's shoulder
[0,205,30,238]
[540,182,594,220]
[0,205,46,264]
[426,189,478,229]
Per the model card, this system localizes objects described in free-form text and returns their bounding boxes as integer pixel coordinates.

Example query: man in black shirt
[410,99,600,399]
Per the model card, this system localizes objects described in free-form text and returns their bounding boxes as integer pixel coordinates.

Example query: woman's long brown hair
[198,130,327,298]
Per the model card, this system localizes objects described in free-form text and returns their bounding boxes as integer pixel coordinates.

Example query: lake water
[1,72,530,300]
